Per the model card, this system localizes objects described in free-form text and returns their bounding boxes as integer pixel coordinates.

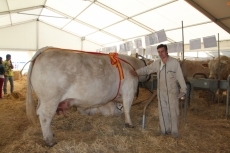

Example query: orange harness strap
[109,53,125,101]
[109,53,124,80]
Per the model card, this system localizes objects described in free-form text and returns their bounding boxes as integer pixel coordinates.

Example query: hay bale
[13,70,21,80]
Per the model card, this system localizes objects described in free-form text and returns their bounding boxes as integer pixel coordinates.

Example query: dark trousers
[3,76,14,94]
[0,78,4,98]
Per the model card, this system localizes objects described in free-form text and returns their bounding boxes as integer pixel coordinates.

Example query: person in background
[3,54,14,94]
[0,57,5,98]
[130,44,187,138]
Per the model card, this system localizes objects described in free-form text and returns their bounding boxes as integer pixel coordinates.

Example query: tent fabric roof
[0,0,229,48]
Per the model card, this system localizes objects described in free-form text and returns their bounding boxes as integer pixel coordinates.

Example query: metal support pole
[226,75,230,117]
[182,21,184,61]
[81,37,85,50]
[217,33,220,111]
[36,20,39,51]
[218,33,220,80]
[184,83,190,122]
[142,92,157,129]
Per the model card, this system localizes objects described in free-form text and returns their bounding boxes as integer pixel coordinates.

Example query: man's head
[157,44,168,60]
[6,54,11,61]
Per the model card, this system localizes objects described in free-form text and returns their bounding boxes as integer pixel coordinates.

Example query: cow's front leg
[37,101,57,147]
[122,95,134,128]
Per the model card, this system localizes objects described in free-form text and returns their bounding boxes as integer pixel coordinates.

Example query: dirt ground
[0,76,230,153]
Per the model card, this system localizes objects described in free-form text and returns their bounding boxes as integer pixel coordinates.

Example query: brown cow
[180,59,210,80]
[202,56,230,80]
[180,59,211,101]
[202,56,230,102]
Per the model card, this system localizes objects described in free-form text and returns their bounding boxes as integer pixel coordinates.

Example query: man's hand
[178,92,185,99]
[10,60,14,69]
[130,70,138,76]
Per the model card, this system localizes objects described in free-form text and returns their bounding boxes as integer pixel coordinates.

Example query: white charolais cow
[26,47,148,146]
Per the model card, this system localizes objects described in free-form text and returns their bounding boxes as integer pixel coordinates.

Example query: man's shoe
[156,132,166,136]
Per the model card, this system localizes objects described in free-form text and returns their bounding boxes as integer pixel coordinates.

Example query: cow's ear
[202,63,209,68]
[147,60,154,65]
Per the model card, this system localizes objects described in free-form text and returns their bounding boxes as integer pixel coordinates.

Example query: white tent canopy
[0,0,229,55]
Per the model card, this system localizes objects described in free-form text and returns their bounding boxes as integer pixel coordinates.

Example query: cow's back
[31,50,120,106]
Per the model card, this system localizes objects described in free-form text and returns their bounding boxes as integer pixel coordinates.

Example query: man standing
[130,44,186,138]
[3,54,14,94]
[0,57,5,98]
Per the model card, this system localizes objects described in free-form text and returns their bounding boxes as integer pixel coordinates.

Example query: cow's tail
[26,46,53,125]
[20,60,31,77]
[26,60,37,125]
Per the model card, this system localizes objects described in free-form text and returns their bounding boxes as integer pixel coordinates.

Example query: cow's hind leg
[122,94,134,128]
[37,100,57,147]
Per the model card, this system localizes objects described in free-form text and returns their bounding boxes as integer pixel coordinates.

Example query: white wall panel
[83,40,102,51]
[46,0,91,17]
[11,8,42,24]
[38,22,81,50]
[0,0,8,12]
[7,0,46,10]
[0,21,37,50]
[0,14,11,27]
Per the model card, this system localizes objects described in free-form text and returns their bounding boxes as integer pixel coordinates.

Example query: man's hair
[6,54,11,58]
[157,44,168,51]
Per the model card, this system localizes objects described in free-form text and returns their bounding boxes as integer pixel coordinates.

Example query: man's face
[7,56,11,60]
[157,47,168,59]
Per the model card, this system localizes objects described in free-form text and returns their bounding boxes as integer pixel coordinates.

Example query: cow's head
[113,103,123,116]
[135,54,153,82]
[202,59,228,79]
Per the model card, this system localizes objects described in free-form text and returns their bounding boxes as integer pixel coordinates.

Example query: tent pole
[36,20,39,51]
[81,37,85,50]
[182,21,184,61]
[218,33,220,80]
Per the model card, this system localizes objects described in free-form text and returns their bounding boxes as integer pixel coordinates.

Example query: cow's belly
[31,51,121,107]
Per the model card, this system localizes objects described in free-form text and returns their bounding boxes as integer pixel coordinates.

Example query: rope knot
[109,52,124,80]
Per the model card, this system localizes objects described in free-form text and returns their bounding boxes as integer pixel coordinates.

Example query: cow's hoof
[125,123,134,128]
[172,132,179,138]
[45,140,57,147]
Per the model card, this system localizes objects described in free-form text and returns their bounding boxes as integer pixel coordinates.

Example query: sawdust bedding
[0,76,230,153]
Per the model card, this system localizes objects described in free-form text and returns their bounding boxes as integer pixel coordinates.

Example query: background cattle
[180,59,211,101]
[180,59,210,80]
[202,56,230,80]
[202,56,230,102]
